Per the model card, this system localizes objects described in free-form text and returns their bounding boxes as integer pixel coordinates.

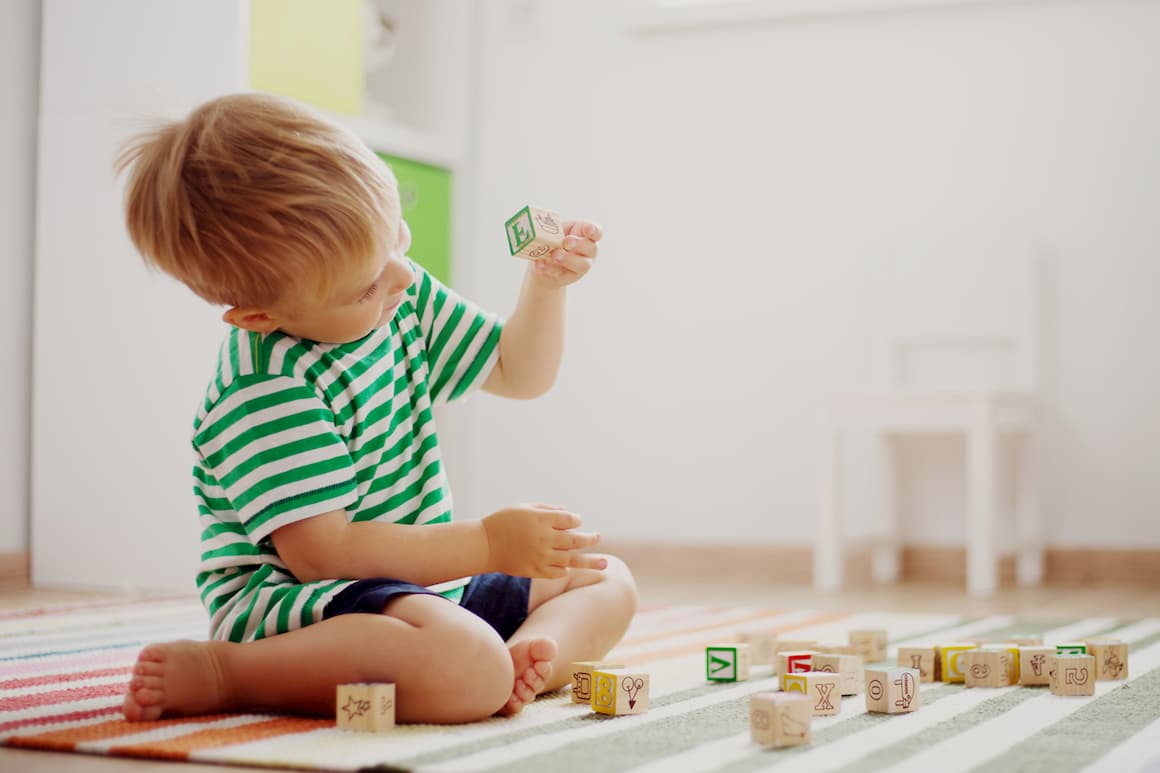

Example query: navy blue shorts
[322,573,532,641]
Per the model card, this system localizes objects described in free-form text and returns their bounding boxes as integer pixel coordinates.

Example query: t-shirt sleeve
[410,260,503,406]
[193,374,358,543]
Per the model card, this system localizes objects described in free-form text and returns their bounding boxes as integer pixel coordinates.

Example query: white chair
[815,245,1044,597]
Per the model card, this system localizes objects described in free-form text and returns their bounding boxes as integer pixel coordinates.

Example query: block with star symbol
[337,683,396,732]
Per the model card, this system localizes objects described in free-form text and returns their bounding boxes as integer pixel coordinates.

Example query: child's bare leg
[124,594,514,724]
[498,554,637,715]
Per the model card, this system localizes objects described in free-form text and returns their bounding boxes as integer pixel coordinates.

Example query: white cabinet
[32,0,474,591]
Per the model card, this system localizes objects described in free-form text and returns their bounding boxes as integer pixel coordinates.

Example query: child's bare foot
[497,637,557,717]
[122,640,231,721]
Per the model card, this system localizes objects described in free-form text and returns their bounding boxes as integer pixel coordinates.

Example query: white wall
[457,0,1160,549]
[0,0,40,555]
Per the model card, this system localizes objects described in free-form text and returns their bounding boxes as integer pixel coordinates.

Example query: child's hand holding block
[591,668,650,715]
[781,672,841,716]
[571,660,624,704]
[1020,646,1055,686]
[849,629,888,662]
[1049,654,1096,696]
[750,691,813,747]
[897,646,939,682]
[864,667,921,714]
[1084,638,1128,680]
[706,643,751,682]
[938,643,979,683]
[505,205,565,260]
[336,683,395,732]
[964,650,1012,688]
[812,653,864,696]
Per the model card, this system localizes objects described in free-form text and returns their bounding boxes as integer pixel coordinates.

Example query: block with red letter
[336,683,396,732]
[849,630,888,662]
[750,691,812,747]
[864,667,921,714]
[706,643,751,682]
[781,672,841,716]
[1020,646,1055,686]
[812,653,864,696]
[571,660,624,704]
[964,649,1012,688]
[1084,639,1128,681]
[591,668,650,715]
[505,205,565,260]
[772,641,819,676]
[896,646,939,683]
[1049,654,1096,696]
[775,650,818,679]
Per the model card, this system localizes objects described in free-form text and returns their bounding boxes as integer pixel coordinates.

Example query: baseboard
[0,551,29,589]
[602,541,1160,587]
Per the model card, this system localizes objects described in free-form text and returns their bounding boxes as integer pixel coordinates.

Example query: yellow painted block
[591,669,649,716]
[570,660,624,704]
[938,643,979,683]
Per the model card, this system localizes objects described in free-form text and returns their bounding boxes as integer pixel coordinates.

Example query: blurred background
[2,0,1158,599]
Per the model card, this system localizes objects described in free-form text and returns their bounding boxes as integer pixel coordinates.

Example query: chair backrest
[868,241,1039,391]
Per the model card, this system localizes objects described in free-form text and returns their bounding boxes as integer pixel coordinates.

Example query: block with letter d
[591,668,650,715]
[706,643,751,682]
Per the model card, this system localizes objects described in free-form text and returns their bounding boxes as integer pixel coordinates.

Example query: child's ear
[222,307,281,334]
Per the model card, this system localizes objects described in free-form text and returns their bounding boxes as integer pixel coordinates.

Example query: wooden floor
[2,578,1157,773]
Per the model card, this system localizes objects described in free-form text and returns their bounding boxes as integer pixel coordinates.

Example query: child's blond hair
[116,92,398,308]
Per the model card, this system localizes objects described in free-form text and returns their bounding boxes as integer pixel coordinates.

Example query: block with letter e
[706,643,751,682]
[750,691,812,747]
[505,205,565,260]
[591,668,650,715]
[864,667,921,714]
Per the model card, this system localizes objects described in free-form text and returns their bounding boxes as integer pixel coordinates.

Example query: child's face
[273,220,414,344]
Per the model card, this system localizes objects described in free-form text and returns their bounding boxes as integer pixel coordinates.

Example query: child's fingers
[570,553,609,571]
[562,235,598,258]
[564,220,603,241]
[547,251,593,275]
[550,510,583,530]
[552,530,600,550]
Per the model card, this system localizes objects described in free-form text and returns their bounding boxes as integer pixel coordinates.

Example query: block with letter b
[505,205,565,260]
[781,672,841,716]
[706,643,751,682]
[897,646,939,683]
[750,691,812,747]
[864,667,921,714]
[1049,654,1096,696]
[571,660,624,704]
[336,683,395,732]
[591,668,650,715]
[1020,646,1055,686]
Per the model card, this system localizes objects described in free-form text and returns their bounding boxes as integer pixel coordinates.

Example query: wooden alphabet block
[980,644,1021,683]
[1004,633,1045,647]
[1019,646,1055,686]
[1049,654,1096,697]
[938,643,979,683]
[775,650,818,678]
[896,646,939,683]
[505,205,565,260]
[772,641,819,675]
[864,667,921,714]
[706,643,751,682]
[737,630,779,664]
[849,629,888,662]
[571,660,624,704]
[750,691,812,747]
[591,668,650,715]
[1084,639,1128,681]
[781,672,841,716]
[1055,641,1089,656]
[812,653,864,696]
[336,683,395,732]
[964,649,1012,688]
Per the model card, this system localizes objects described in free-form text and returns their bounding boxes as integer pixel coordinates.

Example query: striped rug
[2,598,1158,772]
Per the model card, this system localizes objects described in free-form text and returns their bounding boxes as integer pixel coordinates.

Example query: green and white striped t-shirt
[192,262,502,643]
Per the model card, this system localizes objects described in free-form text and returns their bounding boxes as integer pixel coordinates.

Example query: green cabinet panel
[377,153,452,286]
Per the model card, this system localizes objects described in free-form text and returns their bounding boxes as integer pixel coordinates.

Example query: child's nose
[386,261,413,295]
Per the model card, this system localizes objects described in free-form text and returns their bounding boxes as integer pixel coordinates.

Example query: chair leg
[871,433,901,584]
[966,403,998,597]
[815,424,843,591]
[1015,429,1044,586]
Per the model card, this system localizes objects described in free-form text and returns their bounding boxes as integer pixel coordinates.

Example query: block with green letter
[706,643,750,682]
[505,205,564,260]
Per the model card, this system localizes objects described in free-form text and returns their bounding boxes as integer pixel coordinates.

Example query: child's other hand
[482,503,603,578]
[531,220,602,288]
